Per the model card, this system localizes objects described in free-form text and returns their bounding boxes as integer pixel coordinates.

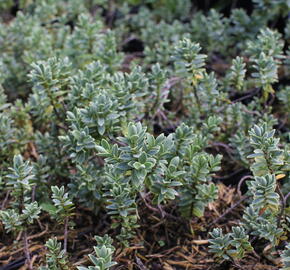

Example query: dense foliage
[0,0,289,269]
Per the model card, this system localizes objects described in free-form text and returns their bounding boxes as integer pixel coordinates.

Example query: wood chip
[191,239,209,245]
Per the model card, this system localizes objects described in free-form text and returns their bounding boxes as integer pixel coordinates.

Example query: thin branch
[230,258,244,270]
[209,195,249,227]
[139,192,180,221]
[284,192,290,204]
[237,175,253,197]
[211,142,236,162]
[31,186,36,202]
[276,184,286,227]
[156,109,175,130]
[211,142,234,153]
[1,190,11,209]
[23,229,32,270]
[232,88,260,103]
[213,168,245,181]
[140,192,159,214]
[64,217,69,253]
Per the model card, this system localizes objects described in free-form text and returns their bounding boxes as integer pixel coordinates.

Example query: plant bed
[0,0,289,269]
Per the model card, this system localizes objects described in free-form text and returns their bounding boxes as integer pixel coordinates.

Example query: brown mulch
[0,183,282,270]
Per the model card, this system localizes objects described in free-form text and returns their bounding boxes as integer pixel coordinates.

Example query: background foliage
[0,0,289,269]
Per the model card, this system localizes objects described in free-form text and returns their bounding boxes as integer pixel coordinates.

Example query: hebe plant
[0,155,41,269]
[51,186,74,252]
[247,123,285,176]
[77,235,116,270]
[0,0,289,269]
[281,244,290,270]
[209,226,253,263]
[210,123,289,265]
[39,238,69,270]
[228,56,246,92]
[95,121,222,244]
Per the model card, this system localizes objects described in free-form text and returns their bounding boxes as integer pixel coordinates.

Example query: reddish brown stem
[64,217,69,253]
[237,175,253,197]
[1,190,11,209]
[209,195,249,227]
[23,229,32,270]
[276,184,285,227]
